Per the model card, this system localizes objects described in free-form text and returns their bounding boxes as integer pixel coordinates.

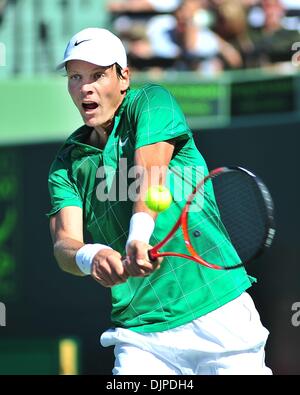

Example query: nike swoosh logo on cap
[74,39,91,46]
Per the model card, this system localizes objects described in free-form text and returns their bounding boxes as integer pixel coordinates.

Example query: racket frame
[148,166,275,270]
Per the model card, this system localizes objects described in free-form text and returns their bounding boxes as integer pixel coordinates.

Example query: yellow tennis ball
[145,185,173,212]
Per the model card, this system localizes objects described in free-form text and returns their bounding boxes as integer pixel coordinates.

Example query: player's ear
[120,67,130,92]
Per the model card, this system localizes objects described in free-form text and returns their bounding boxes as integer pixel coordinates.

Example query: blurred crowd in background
[0,0,299,76]
[108,0,300,75]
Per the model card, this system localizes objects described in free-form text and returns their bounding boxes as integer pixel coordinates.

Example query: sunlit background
[0,0,299,375]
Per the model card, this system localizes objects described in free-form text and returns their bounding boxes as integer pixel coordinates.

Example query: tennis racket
[148,166,275,270]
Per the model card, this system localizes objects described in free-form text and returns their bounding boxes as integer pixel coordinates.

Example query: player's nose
[80,81,94,96]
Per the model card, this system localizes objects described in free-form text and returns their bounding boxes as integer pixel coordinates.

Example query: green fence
[0,69,299,145]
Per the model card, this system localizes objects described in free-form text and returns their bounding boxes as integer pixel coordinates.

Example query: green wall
[1,70,299,145]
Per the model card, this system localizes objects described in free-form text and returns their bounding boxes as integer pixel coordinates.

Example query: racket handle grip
[122,251,156,262]
[122,250,158,263]
[148,249,157,262]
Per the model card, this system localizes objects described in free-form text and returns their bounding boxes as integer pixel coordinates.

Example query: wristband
[75,244,112,275]
[126,212,155,251]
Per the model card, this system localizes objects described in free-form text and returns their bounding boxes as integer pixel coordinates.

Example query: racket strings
[187,170,272,269]
[213,172,269,263]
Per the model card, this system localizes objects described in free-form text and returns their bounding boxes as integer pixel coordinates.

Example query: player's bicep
[134,140,175,169]
[49,206,84,244]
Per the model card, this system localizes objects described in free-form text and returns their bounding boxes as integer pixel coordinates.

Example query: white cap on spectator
[57,27,127,70]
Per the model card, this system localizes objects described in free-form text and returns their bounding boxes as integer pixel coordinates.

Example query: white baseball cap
[57,27,127,70]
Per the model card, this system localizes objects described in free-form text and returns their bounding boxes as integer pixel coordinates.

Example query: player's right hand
[124,240,162,277]
[91,248,129,288]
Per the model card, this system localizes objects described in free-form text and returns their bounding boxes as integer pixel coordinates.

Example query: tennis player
[48,27,272,374]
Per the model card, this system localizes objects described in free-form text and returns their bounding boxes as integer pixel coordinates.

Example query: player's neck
[88,127,109,149]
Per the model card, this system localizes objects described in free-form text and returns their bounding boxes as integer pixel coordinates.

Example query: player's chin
[83,114,97,127]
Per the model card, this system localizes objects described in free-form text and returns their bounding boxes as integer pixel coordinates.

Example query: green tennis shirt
[48,84,253,333]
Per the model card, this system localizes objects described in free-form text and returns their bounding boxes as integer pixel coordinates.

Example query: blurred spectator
[212,0,250,41]
[125,23,156,70]
[212,0,300,68]
[211,0,257,68]
[280,0,300,31]
[108,0,182,71]
[146,0,243,74]
[109,13,155,71]
[108,0,181,14]
[108,0,299,73]
[249,0,300,66]
[247,0,300,31]
[0,0,8,25]
[247,3,267,30]
[241,0,261,5]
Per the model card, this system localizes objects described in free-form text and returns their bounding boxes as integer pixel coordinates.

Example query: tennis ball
[145,185,173,212]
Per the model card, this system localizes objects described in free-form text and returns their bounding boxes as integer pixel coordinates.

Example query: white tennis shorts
[100,292,272,375]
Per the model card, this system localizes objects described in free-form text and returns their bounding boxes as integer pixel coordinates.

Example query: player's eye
[69,74,81,81]
[94,72,104,80]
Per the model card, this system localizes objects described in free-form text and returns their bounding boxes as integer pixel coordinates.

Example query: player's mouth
[82,101,99,113]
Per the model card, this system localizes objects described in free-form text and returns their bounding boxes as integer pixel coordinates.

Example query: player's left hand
[124,240,162,277]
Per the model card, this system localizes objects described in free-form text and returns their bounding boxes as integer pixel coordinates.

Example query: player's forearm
[128,141,174,242]
[128,163,164,245]
[133,150,170,217]
[133,200,157,219]
[53,238,85,276]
